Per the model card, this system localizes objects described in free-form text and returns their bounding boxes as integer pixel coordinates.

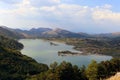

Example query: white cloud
[40,6,56,12]
[103,4,112,9]
[52,0,61,3]
[92,6,120,26]
[0,0,120,33]
[30,0,61,7]
[0,0,39,16]
[0,0,22,4]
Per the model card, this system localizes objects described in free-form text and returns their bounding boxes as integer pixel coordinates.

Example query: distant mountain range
[0,26,88,38]
[15,28,89,38]
[93,32,120,38]
[1,26,120,38]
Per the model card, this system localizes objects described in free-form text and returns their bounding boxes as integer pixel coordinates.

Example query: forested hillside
[0,35,48,80]
[27,58,120,80]
[0,26,120,80]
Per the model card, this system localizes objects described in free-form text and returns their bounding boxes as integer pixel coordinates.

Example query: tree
[86,60,98,80]
[50,62,58,73]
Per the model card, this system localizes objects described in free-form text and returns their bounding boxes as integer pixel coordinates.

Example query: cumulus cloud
[0,0,120,33]
[92,6,120,26]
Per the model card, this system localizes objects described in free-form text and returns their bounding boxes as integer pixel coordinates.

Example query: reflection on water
[19,39,112,66]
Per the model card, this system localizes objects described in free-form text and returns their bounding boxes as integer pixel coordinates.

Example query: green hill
[0,35,48,80]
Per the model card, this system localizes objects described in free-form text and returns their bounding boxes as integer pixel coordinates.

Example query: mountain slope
[0,26,25,39]
[0,35,48,80]
[93,32,120,38]
[15,28,87,38]
[41,28,86,38]
[15,28,52,38]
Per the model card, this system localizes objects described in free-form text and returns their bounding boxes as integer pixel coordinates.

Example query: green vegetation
[58,50,79,56]
[0,29,120,80]
[0,35,23,50]
[0,35,48,80]
[26,58,120,80]
[86,60,98,80]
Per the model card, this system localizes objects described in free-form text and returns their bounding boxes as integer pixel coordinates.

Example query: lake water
[19,39,112,66]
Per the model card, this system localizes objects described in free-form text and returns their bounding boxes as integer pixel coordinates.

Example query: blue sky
[0,0,120,33]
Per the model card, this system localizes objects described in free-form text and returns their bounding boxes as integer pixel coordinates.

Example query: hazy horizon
[0,0,120,33]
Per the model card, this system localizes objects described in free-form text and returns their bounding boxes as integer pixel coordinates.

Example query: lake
[19,39,112,66]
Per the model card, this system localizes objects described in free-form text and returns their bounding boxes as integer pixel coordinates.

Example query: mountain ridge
[14,27,89,38]
[1,26,120,38]
[0,26,25,39]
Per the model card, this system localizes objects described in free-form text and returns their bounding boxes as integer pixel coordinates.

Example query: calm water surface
[19,39,112,66]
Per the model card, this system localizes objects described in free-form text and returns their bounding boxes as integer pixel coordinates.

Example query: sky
[0,0,120,33]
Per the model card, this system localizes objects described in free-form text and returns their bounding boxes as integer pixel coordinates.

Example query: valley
[0,26,120,80]
[0,0,120,79]
[1,26,120,58]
